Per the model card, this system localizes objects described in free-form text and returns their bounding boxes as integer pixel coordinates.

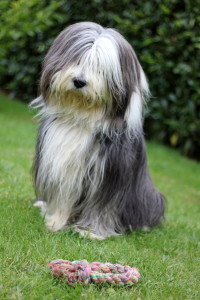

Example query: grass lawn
[0,93,199,300]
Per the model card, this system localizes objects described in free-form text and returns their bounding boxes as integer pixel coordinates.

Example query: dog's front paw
[45,212,67,232]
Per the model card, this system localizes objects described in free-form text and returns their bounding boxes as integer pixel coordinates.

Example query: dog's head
[39,22,149,122]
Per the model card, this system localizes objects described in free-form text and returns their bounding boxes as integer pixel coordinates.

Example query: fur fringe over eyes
[31,22,165,239]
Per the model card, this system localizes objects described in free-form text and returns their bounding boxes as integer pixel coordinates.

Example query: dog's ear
[110,36,140,118]
[110,30,149,124]
[119,42,141,101]
[124,67,150,134]
[39,26,76,100]
[118,37,149,103]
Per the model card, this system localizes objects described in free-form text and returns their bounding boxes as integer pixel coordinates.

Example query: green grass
[0,94,199,300]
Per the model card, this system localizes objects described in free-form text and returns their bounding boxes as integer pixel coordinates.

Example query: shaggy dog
[31,22,165,239]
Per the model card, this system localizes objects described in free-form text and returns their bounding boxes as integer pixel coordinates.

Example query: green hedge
[0,0,199,159]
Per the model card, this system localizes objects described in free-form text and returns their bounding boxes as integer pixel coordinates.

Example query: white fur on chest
[37,108,104,230]
[42,120,90,186]
[41,118,96,191]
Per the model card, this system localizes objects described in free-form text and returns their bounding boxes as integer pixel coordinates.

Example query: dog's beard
[49,89,111,112]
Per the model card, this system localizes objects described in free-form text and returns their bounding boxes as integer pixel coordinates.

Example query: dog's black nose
[73,77,87,89]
